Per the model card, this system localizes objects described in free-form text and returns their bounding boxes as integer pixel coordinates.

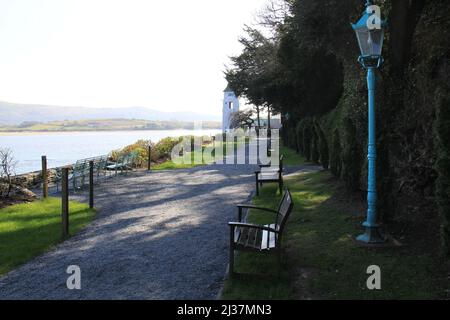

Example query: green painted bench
[55,155,108,191]
[106,152,138,176]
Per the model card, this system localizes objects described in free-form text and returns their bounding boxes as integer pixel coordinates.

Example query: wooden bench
[228,189,294,275]
[255,155,284,196]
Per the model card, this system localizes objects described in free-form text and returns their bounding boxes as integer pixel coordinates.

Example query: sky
[0,0,268,116]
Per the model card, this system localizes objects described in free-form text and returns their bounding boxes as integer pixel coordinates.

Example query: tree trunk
[256,106,261,128]
[255,106,261,140]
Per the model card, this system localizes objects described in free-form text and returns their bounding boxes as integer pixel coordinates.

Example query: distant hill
[0,101,220,126]
[0,119,221,132]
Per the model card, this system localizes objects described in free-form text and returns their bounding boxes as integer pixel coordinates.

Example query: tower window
[229,102,233,109]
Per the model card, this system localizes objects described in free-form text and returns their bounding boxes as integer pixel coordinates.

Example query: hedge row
[284,117,329,171]
[435,91,450,255]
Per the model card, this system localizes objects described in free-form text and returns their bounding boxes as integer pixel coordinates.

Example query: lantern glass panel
[355,28,384,57]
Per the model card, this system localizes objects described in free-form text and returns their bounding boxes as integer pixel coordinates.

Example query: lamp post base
[357,225,386,244]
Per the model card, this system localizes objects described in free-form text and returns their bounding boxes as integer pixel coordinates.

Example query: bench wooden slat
[252,228,260,248]
[261,224,277,250]
[258,172,279,181]
[236,227,245,245]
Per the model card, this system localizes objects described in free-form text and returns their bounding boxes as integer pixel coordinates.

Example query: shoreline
[0,129,221,136]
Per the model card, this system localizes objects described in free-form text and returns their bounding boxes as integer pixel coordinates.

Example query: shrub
[296,122,304,154]
[289,127,298,151]
[316,121,329,170]
[435,92,450,255]
[153,137,182,161]
[330,129,342,177]
[121,140,151,167]
[112,137,184,168]
[311,123,320,164]
[302,119,313,161]
[341,117,362,191]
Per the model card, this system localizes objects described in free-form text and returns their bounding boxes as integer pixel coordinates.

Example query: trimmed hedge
[330,128,342,177]
[435,92,450,255]
[341,117,362,191]
[294,117,330,170]
[311,125,320,164]
[316,121,329,170]
[295,122,304,154]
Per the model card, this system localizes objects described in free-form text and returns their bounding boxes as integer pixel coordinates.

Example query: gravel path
[0,164,258,300]
[0,136,320,300]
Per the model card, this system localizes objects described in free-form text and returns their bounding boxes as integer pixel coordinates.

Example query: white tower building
[222,84,240,132]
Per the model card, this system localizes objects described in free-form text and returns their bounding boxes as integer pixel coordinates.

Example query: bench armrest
[256,169,282,174]
[237,205,278,222]
[228,222,278,233]
[237,205,278,214]
[259,164,283,169]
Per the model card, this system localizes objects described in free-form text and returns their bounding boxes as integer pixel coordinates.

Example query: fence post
[61,167,69,239]
[148,145,151,171]
[89,161,94,209]
[212,136,216,162]
[41,156,48,198]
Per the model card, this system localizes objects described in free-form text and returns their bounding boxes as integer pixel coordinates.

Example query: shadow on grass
[221,171,450,300]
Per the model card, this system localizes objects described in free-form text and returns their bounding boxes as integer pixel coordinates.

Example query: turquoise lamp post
[352,0,387,244]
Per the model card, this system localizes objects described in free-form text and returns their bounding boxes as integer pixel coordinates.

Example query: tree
[0,148,18,198]
[225,26,280,130]
[229,110,255,130]
[330,129,342,177]
[256,0,293,38]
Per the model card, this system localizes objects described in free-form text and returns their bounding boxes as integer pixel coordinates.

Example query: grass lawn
[222,167,448,299]
[280,145,307,167]
[152,150,213,170]
[153,139,302,171]
[151,161,203,170]
[152,140,243,171]
[0,198,95,275]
